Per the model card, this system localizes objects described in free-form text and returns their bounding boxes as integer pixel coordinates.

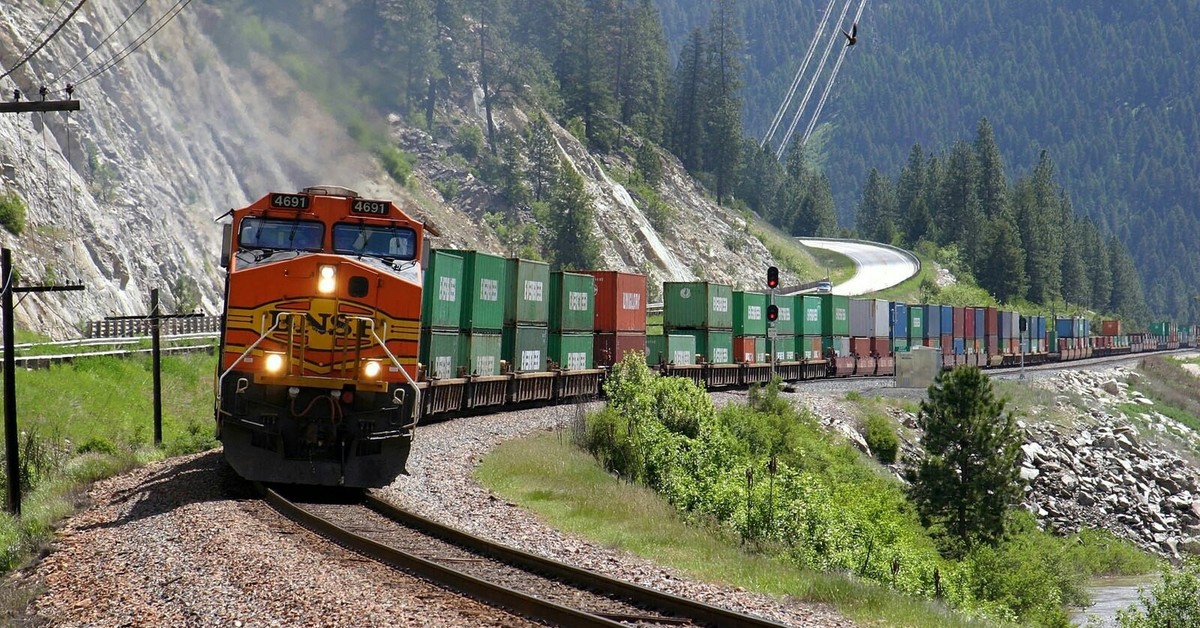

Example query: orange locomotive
[215,185,424,487]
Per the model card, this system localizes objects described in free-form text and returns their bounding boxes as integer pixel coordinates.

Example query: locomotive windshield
[239,218,325,251]
[333,224,417,260]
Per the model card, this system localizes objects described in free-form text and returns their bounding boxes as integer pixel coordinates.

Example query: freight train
[216,187,1195,488]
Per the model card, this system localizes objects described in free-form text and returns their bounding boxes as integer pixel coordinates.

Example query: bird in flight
[842,22,858,46]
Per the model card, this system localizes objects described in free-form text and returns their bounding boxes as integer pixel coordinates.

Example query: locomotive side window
[240,218,325,251]
[333,224,417,260]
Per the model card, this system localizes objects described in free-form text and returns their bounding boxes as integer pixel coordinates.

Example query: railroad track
[260,485,788,628]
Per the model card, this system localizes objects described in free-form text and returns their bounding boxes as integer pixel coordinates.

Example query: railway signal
[766,266,779,290]
[767,304,779,322]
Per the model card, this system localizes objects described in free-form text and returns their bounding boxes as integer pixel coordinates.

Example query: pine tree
[908,367,1025,559]
[973,118,1008,221]
[936,141,985,268]
[1109,235,1147,321]
[1059,209,1091,307]
[1014,151,1065,304]
[855,168,897,243]
[526,112,559,202]
[559,0,621,149]
[1079,219,1112,313]
[979,211,1027,303]
[897,144,934,246]
[618,0,670,143]
[668,28,706,171]
[546,159,600,270]
[701,0,743,204]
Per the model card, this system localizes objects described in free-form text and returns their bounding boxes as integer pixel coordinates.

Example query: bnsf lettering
[521,350,542,371]
[566,352,586,370]
[622,292,640,310]
[747,305,762,320]
[439,276,457,302]
[913,318,922,328]
[712,296,729,313]
[277,312,354,336]
[569,291,589,311]
[480,278,499,301]
[523,280,544,302]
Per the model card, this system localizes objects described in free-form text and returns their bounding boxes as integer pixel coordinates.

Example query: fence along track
[261,485,788,628]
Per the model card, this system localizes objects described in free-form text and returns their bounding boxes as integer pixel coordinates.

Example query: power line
[776,0,854,159]
[0,0,89,83]
[761,0,837,151]
[67,0,193,88]
[58,0,151,81]
[801,0,870,146]
[10,0,70,66]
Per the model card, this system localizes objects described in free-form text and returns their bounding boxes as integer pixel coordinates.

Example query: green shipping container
[645,334,696,365]
[733,291,768,336]
[755,336,768,363]
[672,329,734,364]
[799,295,823,336]
[893,337,910,353]
[908,306,925,341]
[502,325,549,372]
[458,250,507,331]
[772,335,796,361]
[664,282,734,330]
[462,332,502,376]
[800,335,822,359]
[773,294,797,336]
[549,332,593,370]
[820,294,851,336]
[422,250,463,329]
[505,258,550,326]
[549,272,595,332]
[419,328,461,379]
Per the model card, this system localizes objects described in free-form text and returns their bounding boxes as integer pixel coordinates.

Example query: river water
[1069,577,1153,626]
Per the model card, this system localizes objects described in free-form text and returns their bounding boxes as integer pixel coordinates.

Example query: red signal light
[767,266,779,289]
[767,304,779,322]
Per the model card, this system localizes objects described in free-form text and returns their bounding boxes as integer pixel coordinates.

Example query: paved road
[797,239,919,296]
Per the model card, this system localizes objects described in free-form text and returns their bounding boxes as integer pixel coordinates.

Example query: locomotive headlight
[362,360,382,379]
[318,264,337,294]
[264,352,285,373]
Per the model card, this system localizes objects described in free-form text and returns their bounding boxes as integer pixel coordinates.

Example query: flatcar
[215,186,424,488]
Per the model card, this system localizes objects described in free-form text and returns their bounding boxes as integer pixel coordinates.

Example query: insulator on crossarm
[65,83,74,96]
[11,89,20,101]
[39,85,47,100]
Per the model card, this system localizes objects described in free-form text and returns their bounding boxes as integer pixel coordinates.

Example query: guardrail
[85,315,221,338]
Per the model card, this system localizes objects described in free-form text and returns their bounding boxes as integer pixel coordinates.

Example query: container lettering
[673,350,691,364]
[566,352,586,370]
[521,350,541,372]
[569,291,589,311]
[439,276,456,302]
[476,356,496,375]
[712,296,729,313]
[780,307,792,321]
[480,278,498,302]
[434,356,453,378]
[713,348,729,363]
[622,292,640,310]
[523,280,544,302]
[747,305,762,320]
[806,309,818,322]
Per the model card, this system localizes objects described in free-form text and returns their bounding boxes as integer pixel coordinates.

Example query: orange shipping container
[584,271,647,333]
[1101,320,1122,336]
[734,336,757,363]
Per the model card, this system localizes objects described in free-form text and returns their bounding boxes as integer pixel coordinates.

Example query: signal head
[767,304,779,322]
[767,265,779,289]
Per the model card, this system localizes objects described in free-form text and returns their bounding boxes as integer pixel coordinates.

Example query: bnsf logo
[480,278,498,301]
[747,305,762,321]
[523,280,544,302]
[569,291,589,311]
[273,312,356,336]
[439,277,457,302]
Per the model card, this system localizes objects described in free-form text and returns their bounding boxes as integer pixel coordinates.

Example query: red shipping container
[986,335,998,356]
[850,337,872,357]
[941,334,953,355]
[953,308,966,337]
[869,337,890,356]
[734,336,756,363]
[583,271,647,333]
[964,308,976,339]
[594,332,646,367]
[985,307,999,336]
[1101,320,1121,336]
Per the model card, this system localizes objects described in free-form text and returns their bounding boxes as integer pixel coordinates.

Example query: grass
[477,432,993,627]
[0,351,218,579]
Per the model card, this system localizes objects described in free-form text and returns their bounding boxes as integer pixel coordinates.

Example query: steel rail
[259,485,628,628]
[364,494,790,628]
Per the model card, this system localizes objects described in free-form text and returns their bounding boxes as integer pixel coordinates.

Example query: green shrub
[864,413,899,464]
[454,125,485,160]
[374,145,413,186]
[0,193,27,236]
[76,437,118,456]
[1118,558,1200,627]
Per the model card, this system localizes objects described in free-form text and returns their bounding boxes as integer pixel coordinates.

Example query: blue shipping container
[953,338,966,355]
[974,308,985,338]
[1056,318,1075,338]
[940,305,953,335]
[1036,316,1046,340]
[925,305,941,337]
[890,302,908,339]
[999,311,1012,340]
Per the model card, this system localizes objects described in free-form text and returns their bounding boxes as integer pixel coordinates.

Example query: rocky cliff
[0,1,791,338]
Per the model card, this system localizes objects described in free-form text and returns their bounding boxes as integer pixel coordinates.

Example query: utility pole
[3,248,84,515]
[0,87,80,114]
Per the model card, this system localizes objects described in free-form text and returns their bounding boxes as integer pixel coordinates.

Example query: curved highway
[796,238,920,296]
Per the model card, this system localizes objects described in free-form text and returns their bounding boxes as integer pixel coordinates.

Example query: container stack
[922,304,940,349]
[646,333,697,366]
[985,307,999,356]
[937,305,951,352]
[907,303,925,351]
[458,250,507,376]
[548,271,595,370]
[586,271,647,366]
[952,307,966,356]
[663,281,734,364]
[820,294,850,357]
[772,294,796,360]
[733,291,767,363]
[503,258,550,373]
[849,298,889,357]
[890,302,909,354]
[797,295,823,359]
[420,250,465,379]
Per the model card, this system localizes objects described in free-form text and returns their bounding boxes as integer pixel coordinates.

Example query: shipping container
[799,295,823,336]
[924,305,941,338]
[733,291,768,336]
[986,335,998,356]
[851,337,872,357]
[939,306,952,337]
[800,335,822,360]
[585,271,647,333]
[974,308,985,339]
[548,332,594,370]
[463,331,502,376]
[504,258,550,326]
[819,294,851,337]
[734,336,757,363]
[890,302,909,340]
[893,337,909,353]
[456,250,507,331]
[645,334,696,366]
[419,328,461,379]
[941,334,953,355]
[822,335,850,358]
[549,271,595,332]
[963,308,975,339]
[953,307,966,337]
[774,335,797,361]
[672,329,734,364]
[909,305,926,340]
[502,325,548,372]
[664,282,734,330]
[998,311,1011,340]
[755,336,768,363]
[985,307,998,336]
[773,294,797,336]
[423,250,465,329]
[595,332,646,367]
[869,337,890,356]
[953,338,966,356]
[1101,319,1122,337]
[1035,316,1046,340]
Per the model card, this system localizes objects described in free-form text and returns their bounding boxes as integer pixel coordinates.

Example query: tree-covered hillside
[655,0,1200,321]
